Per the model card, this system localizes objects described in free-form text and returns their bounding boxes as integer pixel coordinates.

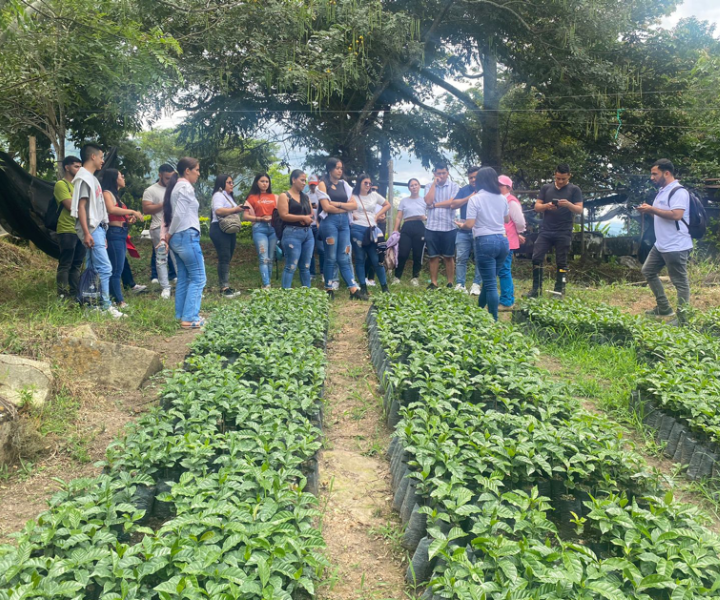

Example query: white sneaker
[470,283,481,296]
[454,283,466,292]
[367,279,376,287]
[411,278,419,287]
[107,306,127,319]
[331,280,339,290]
[161,288,171,300]
[171,278,178,285]
[150,278,159,285]
[131,284,147,294]
[392,278,401,285]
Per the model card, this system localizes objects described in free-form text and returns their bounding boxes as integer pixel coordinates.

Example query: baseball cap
[498,175,513,188]
[308,175,320,185]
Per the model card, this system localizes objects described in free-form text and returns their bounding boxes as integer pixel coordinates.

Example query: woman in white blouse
[210,174,242,298]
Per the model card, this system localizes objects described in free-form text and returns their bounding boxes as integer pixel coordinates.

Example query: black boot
[350,286,369,301]
[525,266,543,298]
[551,268,567,298]
[381,283,389,293]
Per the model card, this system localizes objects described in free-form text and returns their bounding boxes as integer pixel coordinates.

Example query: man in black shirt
[527,164,583,297]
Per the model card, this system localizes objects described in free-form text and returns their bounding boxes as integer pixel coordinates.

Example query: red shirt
[245,194,277,218]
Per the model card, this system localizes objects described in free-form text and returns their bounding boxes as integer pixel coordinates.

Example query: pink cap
[498,175,513,188]
[308,175,320,185]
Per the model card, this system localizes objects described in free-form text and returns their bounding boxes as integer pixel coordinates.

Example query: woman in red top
[101,169,143,307]
[242,173,277,289]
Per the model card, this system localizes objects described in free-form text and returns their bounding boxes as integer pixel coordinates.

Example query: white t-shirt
[467,190,508,237]
[211,191,237,223]
[352,192,386,227]
[398,196,426,220]
[653,181,693,253]
[143,182,167,230]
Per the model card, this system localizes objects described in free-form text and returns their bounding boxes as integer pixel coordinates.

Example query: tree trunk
[378,108,392,197]
[480,44,502,171]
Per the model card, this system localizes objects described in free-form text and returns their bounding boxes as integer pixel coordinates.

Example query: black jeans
[56,233,86,298]
[395,220,425,279]
[531,230,572,269]
[209,221,237,289]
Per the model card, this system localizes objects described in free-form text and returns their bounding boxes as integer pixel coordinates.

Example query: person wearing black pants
[209,222,238,295]
[210,174,243,298]
[527,164,583,297]
[392,179,427,285]
[53,156,86,300]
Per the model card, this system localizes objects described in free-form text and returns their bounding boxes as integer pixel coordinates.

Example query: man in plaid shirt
[424,163,459,289]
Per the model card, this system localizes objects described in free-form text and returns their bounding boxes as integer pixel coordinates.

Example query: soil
[318,301,406,600]
[0,328,199,544]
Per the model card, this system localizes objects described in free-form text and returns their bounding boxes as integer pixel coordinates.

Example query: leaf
[428,538,447,560]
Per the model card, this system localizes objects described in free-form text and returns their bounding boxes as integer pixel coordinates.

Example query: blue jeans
[106,226,127,304]
[169,228,206,322]
[456,230,481,287]
[320,213,356,290]
[498,250,515,307]
[281,226,315,288]
[252,222,277,287]
[310,225,324,276]
[350,224,387,286]
[474,234,509,321]
[87,226,113,309]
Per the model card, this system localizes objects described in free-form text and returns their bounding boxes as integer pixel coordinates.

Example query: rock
[0,397,19,464]
[48,337,162,390]
[66,324,98,341]
[619,256,642,270]
[0,354,54,407]
[702,273,720,287]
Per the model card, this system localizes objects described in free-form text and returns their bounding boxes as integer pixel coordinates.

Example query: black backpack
[669,185,707,240]
[44,181,70,232]
[271,208,285,242]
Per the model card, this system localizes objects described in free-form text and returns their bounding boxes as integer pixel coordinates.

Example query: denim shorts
[425,229,457,258]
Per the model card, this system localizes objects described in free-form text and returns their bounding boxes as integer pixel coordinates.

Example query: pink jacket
[504,194,526,250]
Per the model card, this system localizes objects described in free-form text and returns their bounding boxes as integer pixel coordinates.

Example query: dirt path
[0,329,199,543]
[319,301,406,600]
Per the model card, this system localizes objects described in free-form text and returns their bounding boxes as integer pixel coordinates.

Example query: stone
[0,354,54,407]
[702,272,720,287]
[0,397,19,464]
[48,337,162,390]
[619,256,642,270]
[66,324,98,341]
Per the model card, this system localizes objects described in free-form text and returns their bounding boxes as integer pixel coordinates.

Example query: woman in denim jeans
[101,169,143,308]
[317,157,364,300]
[242,173,277,290]
[456,167,509,321]
[163,157,207,329]
[277,170,315,288]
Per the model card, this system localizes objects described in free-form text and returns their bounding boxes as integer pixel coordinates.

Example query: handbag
[358,195,380,246]
[218,212,242,234]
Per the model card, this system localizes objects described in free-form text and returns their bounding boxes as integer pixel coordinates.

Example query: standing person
[164,157,206,329]
[71,144,125,318]
[433,166,482,294]
[307,175,327,278]
[365,198,387,286]
[424,163,459,289]
[278,170,315,289]
[498,175,526,310]
[143,164,176,299]
[209,174,242,298]
[456,167,509,321]
[243,173,278,290]
[527,164,583,298]
[350,174,391,295]
[54,155,86,300]
[392,178,426,285]
[638,159,693,326]
[317,157,364,300]
[101,169,143,308]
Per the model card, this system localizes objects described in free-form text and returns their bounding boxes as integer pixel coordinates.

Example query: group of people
[52,143,695,326]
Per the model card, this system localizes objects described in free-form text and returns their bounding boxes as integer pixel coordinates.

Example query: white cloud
[660,0,720,33]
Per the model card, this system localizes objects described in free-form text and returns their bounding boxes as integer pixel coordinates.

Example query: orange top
[245,193,277,218]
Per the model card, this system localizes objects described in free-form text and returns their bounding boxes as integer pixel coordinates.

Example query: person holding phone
[424,163,459,289]
[278,170,315,289]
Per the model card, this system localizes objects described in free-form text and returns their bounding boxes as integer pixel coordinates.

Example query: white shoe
[161,288,171,300]
[150,278,159,285]
[171,278,178,285]
[392,278,401,285]
[367,279,376,287]
[331,280,340,290]
[470,283,481,296]
[107,306,127,319]
[454,283,466,292]
[411,278,419,287]
[262,285,271,291]
[131,284,147,293]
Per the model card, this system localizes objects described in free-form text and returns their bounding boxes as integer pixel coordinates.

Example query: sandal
[181,318,206,329]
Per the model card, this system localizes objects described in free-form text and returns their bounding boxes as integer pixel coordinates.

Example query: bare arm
[278,194,313,225]
[77,198,94,247]
[215,205,243,217]
[394,209,404,232]
[637,204,684,220]
[377,200,391,219]
[104,192,142,220]
[424,182,436,206]
[142,200,163,215]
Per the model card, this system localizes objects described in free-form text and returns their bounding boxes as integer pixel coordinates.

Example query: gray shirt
[467,190,508,237]
[398,196,426,220]
[169,180,201,236]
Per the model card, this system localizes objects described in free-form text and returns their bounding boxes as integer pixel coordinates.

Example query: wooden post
[580,208,585,259]
[387,158,394,229]
[29,136,37,177]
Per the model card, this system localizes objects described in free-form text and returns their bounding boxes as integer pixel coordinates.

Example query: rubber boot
[381,283,389,293]
[525,266,543,298]
[551,268,567,298]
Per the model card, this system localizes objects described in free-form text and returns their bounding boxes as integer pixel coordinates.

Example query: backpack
[669,186,707,240]
[45,181,70,232]
[76,253,102,306]
[271,208,285,242]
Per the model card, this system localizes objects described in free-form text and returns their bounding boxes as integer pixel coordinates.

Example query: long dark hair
[474,167,501,195]
[164,157,199,228]
[352,173,372,197]
[248,172,273,196]
[321,157,342,187]
[212,174,233,197]
[289,169,311,213]
[101,168,121,200]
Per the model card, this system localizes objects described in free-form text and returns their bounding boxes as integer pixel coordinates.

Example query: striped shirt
[425,179,459,232]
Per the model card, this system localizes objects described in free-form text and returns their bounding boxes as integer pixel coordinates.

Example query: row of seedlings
[517,298,720,481]
[368,291,720,599]
[0,288,329,600]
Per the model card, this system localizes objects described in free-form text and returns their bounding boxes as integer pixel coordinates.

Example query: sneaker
[469,283,481,296]
[367,279,376,287]
[107,306,127,319]
[171,278,178,285]
[411,278,419,287]
[645,306,674,318]
[392,278,401,285]
[118,302,129,309]
[161,288,171,300]
[131,284,147,294]
[262,285,272,291]
[331,280,340,290]
[151,278,159,285]
[222,287,242,299]
[446,282,453,288]
[427,283,438,290]
[498,304,514,312]
[454,283,466,292]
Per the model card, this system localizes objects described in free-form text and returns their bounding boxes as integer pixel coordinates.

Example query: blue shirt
[457,184,475,221]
